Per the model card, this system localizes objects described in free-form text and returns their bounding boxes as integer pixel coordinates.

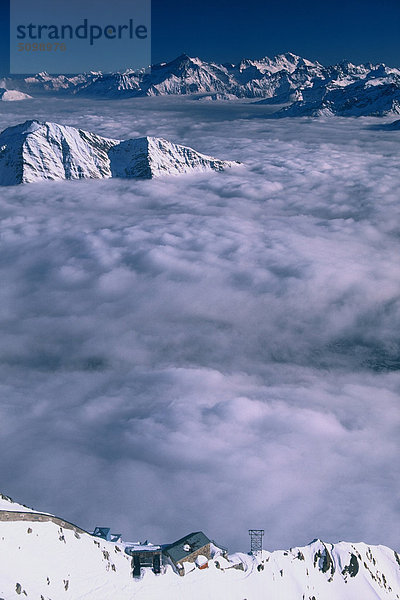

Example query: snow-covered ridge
[0,493,400,600]
[2,52,400,115]
[0,120,239,185]
[0,518,399,599]
[0,88,32,101]
[0,492,40,513]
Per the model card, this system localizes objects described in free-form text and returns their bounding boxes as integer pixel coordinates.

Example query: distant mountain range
[0,120,238,185]
[2,52,400,116]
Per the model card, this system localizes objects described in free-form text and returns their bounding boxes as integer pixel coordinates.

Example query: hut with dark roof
[162,531,212,576]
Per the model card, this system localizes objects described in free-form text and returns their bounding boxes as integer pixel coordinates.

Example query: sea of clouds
[0,97,399,552]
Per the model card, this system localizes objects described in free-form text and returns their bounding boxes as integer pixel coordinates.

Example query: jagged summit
[1,119,57,136]
[0,88,32,101]
[170,53,201,64]
[272,78,400,117]
[258,52,321,72]
[0,120,238,186]
[0,120,117,185]
[108,135,236,179]
[2,52,400,114]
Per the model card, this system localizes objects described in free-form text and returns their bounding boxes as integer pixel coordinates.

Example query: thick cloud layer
[0,98,399,552]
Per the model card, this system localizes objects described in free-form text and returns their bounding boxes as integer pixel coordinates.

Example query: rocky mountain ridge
[2,52,400,115]
[0,120,238,185]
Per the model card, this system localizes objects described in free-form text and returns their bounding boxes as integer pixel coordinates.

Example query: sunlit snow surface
[0,97,399,552]
[1,517,400,600]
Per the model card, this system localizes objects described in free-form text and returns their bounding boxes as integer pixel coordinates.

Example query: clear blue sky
[1,0,400,75]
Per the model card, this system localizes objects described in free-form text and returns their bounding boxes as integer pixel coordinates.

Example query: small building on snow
[92,527,121,542]
[125,543,162,577]
[162,531,212,576]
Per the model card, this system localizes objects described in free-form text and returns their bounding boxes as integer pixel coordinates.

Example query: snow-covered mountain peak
[0,121,238,185]
[6,119,84,143]
[258,52,321,73]
[0,89,32,102]
[275,51,308,66]
[0,120,118,185]
[1,119,47,137]
[164,53,204,70]
[180,53,202,64]
[109,135,239,179]
[3,52,400,114]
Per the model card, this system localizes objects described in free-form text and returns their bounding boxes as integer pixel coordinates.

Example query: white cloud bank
[0,98,399,552]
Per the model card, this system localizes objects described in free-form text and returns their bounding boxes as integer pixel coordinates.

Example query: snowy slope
[109,136,234,178]
[0,120,238,185]
[0,88,32,101]
[0,120,117,185]
[0,493,43,513]
[272,78,400,117]
[74,72,142,98]
[0,513,399,600]
[0,520,132,599]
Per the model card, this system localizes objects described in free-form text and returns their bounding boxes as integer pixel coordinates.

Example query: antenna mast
[249,529,264,555]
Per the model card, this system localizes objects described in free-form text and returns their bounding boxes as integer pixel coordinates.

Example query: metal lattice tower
[249,529,264,554]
